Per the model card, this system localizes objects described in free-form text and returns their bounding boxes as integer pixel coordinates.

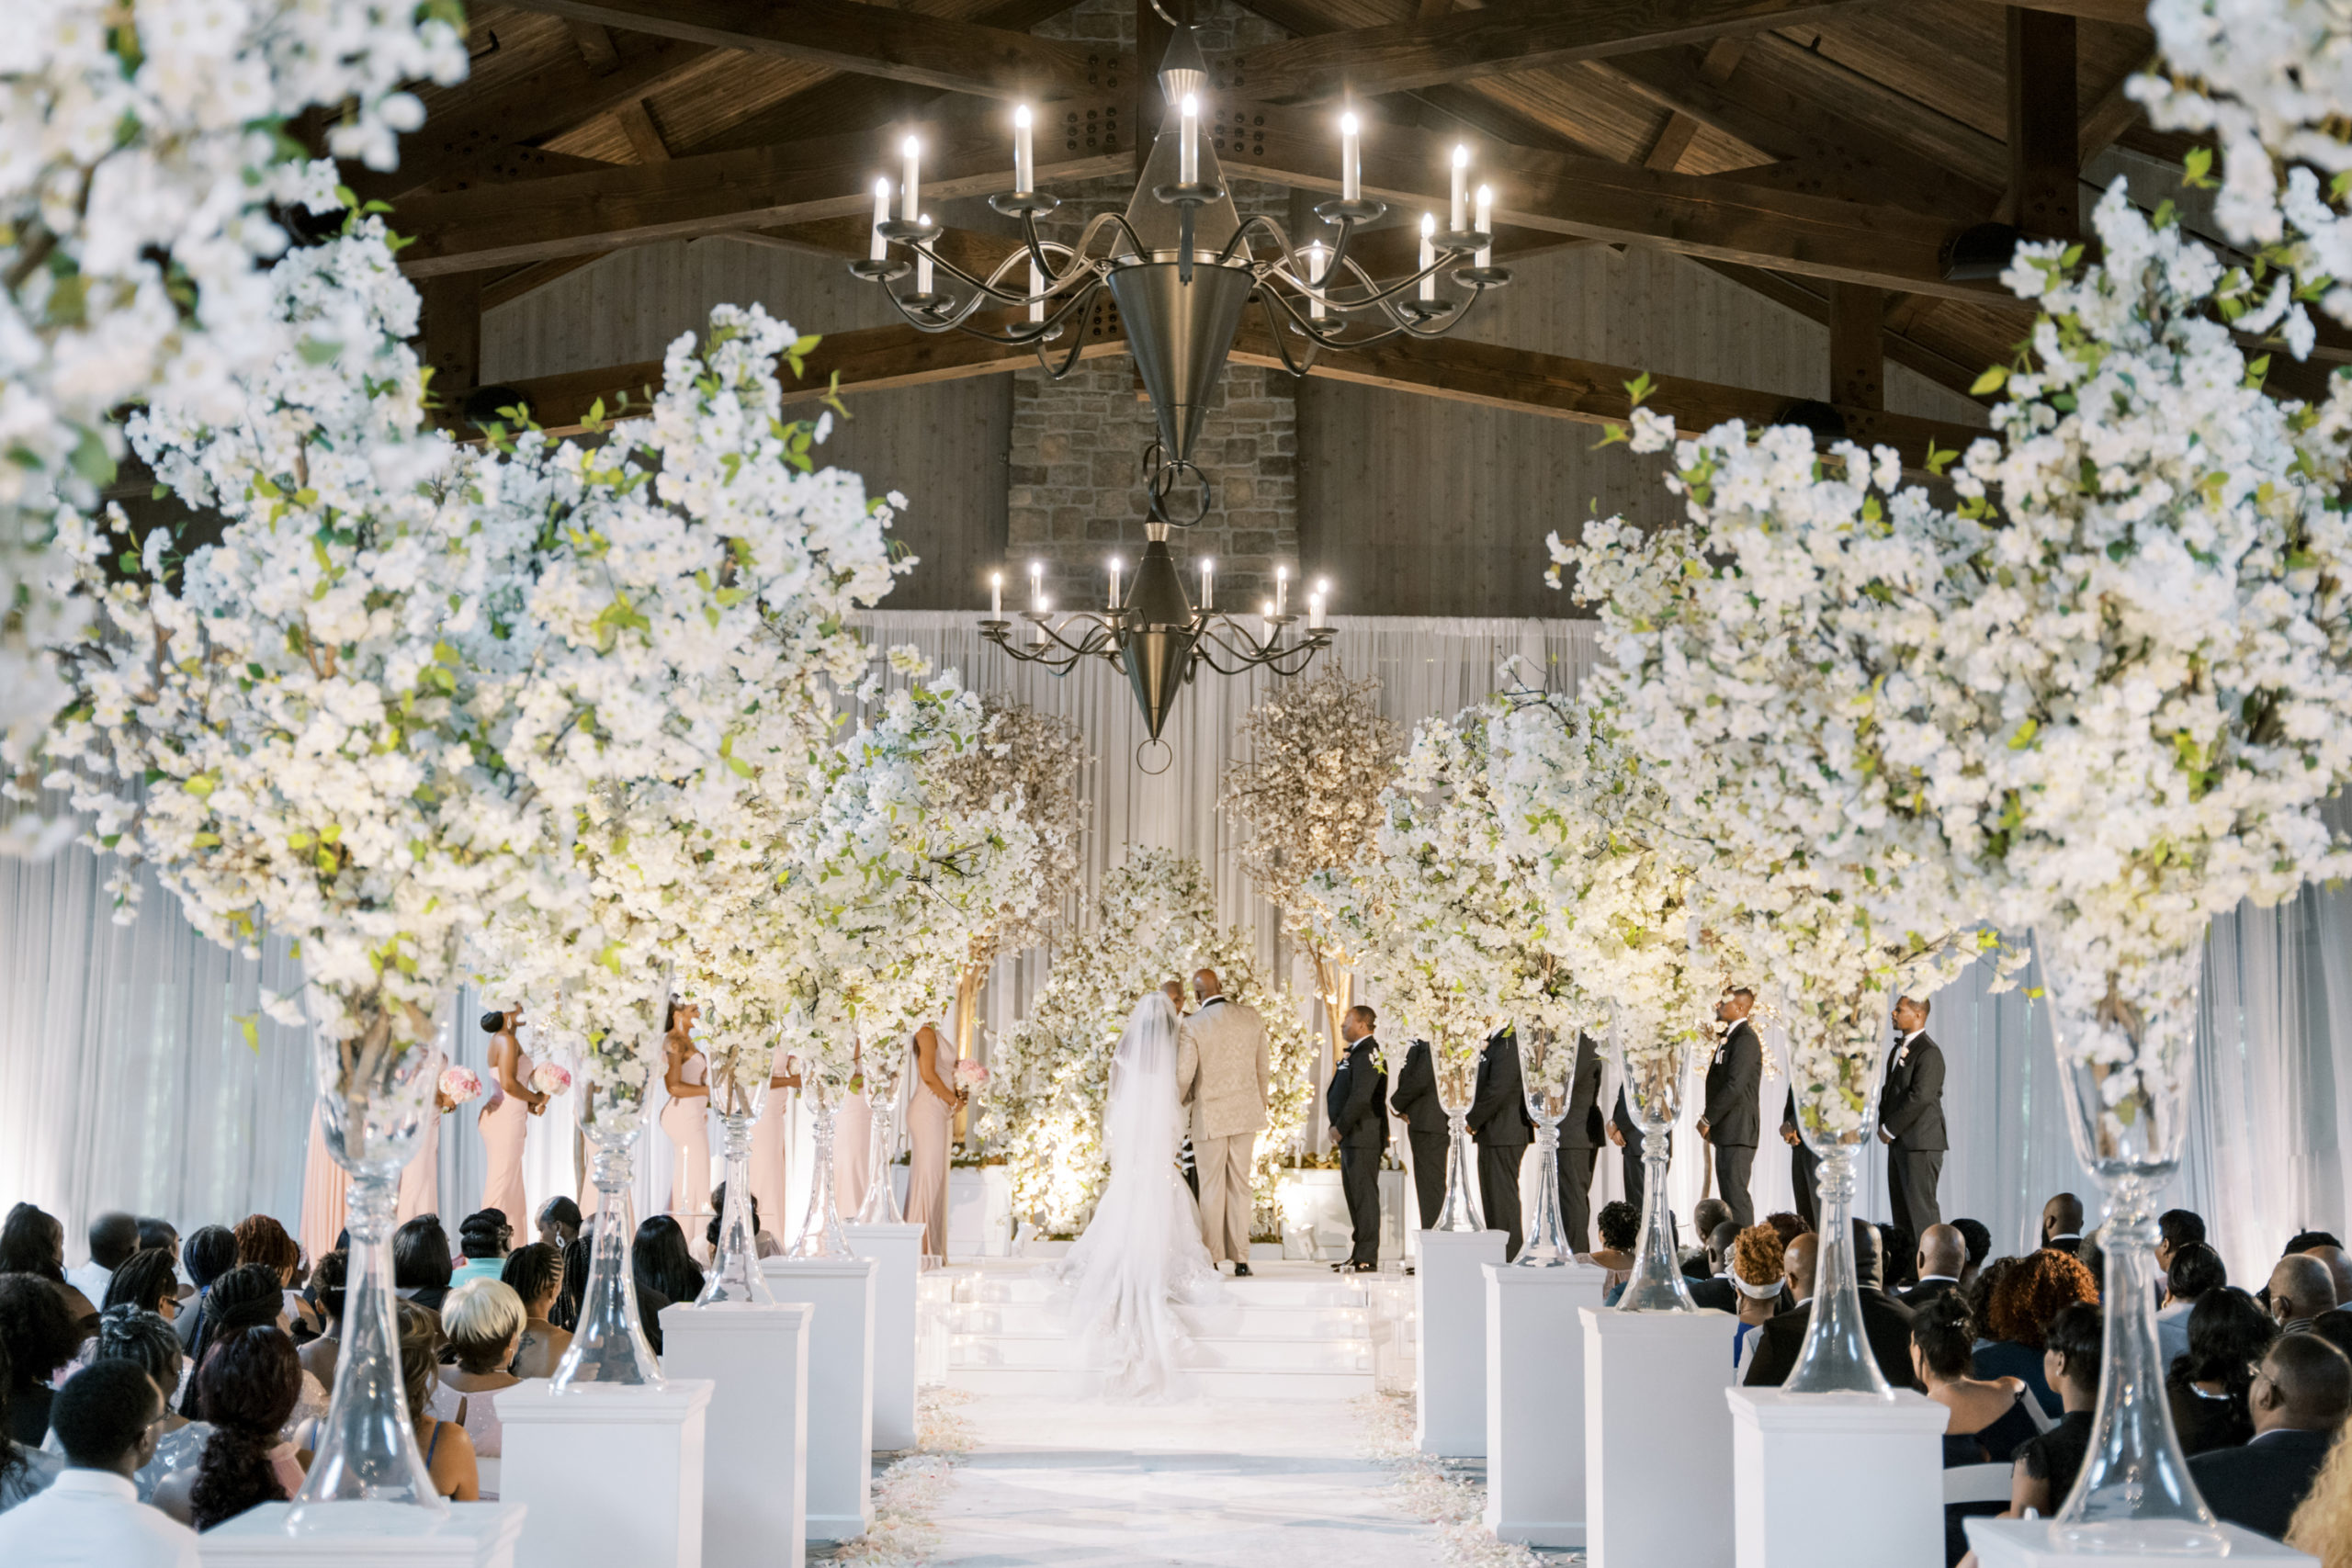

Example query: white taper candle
[990,571,1002,616]
[1180,94,1199,186]
[870,177,889,261]
[1029,257,1045,323]
[900,136,921,221]
[1476,184,1493,267]
[1030,560,1044,612]
[1419,212,1436,301]
[915,214,933,293]
[1450,144,1468,232]
[1013,104,1034,196]
[1109,556,1122,609]
[1276,564,1288,616]
[1306,242,1327,320]
[1201,558,1215,611]
[1340,112,1362,203]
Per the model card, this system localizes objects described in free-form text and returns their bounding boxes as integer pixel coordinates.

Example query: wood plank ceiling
[368,0,2201,432]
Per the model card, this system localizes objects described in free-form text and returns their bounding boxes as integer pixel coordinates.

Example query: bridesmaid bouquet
[530,1063,573,1098]
[954,1060,989,1093]
[437,1066,484,1104]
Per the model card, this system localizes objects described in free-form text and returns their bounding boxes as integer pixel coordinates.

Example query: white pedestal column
[1483,1263,1608,1547]
[197,1503,527,1568]
[661,1302,814,1568]
[1414,1229,1505,1457]
[846,1221,922,1451]
[1727,1387,1947,1568]
[500,1382,714,1568]
[1582,1306,1736,1568]
[1965,1519,2316,1568]
[763,1255,879,1543]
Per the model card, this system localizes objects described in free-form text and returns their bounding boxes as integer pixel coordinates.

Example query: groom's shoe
[1232,1261,1253,1278]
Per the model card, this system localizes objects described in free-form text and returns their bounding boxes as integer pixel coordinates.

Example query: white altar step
[950,1300,1369,1340]
[965,1274,1366,1309]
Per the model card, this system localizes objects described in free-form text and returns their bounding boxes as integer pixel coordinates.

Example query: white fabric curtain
[9,612,2352,1289]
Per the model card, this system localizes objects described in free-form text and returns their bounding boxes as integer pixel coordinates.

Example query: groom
[1178,967,1271,1278]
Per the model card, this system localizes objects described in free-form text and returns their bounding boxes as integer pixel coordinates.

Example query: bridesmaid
[480,1008,546,1231]
[397,1046,457,1226]
[747,1052,799,1248]
[904,1023,961,1265]
[299,1107,349,1265]
[660,1000,713,1225]
[832,1074,872,1222]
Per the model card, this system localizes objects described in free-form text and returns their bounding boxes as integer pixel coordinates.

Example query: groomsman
[1781,1089,1819,1230]
[1467,1028,1533,1260]
[1556,1032,1606,1252]
[1327,1006,1388,1272]
[1605,1076,1668,1217]
[1879,994,1948,1237]
[1698,987,1762,1228]
[1390,1038,1452,1229]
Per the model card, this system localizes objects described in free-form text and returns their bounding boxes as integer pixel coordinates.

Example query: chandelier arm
[876,284,970,335]
[1250,292,1328,377]
[1032,281,1105,378]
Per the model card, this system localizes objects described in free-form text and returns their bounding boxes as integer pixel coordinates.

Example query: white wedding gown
[1051,991,1221,1399]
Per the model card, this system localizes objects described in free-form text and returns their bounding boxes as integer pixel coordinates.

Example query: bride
[1052,983,1220,1398]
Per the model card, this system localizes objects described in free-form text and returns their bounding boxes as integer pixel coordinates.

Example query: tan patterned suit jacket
[1177,996,1270,1141]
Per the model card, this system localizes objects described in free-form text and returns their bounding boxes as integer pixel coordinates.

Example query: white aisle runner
[927,1388,1442,1567]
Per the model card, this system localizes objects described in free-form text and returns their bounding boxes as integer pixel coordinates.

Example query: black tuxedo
[2043,1235,2082,1257]
[1611,1088,1670,1217]
[1390,1041,1451,1229]
[1703,1019,1762,1226]
[1781,1089,1819,1230]
[1687,1274,1738,1313]
[1741,1289,1918,1390]
[2188,1427,2334,1541]
[1880,1030,1947,1236]
[1555,1033,1606,1251]
[1899,1276,1963,1312]
[1329,1034,1389,1267]
[1467,1030,1533,1260]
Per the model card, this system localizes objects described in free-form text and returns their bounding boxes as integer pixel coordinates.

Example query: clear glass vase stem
[791,1099,852,1258]
[289,1170,443,1523]
[1615,1120,1694,1311]
[1784,1143,1891,1394]
[1436,1106,1481,1232]
[857,1091,905,1225]
[553,1129,663,1387]
[1516,1123,1571,1267]
[698,1109,775,1305]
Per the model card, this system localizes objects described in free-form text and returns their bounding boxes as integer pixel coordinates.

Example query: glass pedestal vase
[290,995,450,1528]
[1614,1040,1697,1312]
[698,1105,774,1305]
[553,1093,664,1388]
[1782,996,1894,1395]
[1515,1026,1576,1267]
[855,1089,905,1225]
[1434,1048,1483,1233]
[2043,946,2220,1551]
[790,1092,853,1258]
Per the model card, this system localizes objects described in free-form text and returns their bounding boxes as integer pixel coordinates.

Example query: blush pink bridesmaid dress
[662,1050,712,1224]
[904,1028,956,1264]
[479,1043,533,1231]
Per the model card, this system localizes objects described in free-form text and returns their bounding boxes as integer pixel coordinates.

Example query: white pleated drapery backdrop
[2,611,2348,1292]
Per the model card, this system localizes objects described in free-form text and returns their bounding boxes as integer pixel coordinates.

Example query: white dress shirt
[0,1468,201,1566]
[62,1260,112,1305]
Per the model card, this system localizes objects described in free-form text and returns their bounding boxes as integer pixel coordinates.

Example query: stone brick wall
[1008,0,1300,613]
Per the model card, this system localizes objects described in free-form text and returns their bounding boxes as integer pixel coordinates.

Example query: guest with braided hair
[174,1227,237,1354]
[82,1308,208,1501]
[157,1325,303,1530]
[500,1244,571,1379]
[102,1251,184,1325]
[231,1216,318,1338]
[297,1251,346,1391]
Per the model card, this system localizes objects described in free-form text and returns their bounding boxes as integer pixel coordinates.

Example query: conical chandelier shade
[1120,537,1196,742]
[1107,262,1255,475]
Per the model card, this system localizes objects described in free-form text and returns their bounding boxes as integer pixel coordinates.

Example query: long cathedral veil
[1055,989,1220,1399]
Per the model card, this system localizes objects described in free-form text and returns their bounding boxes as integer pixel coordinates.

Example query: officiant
[1327,1005,1387,1272]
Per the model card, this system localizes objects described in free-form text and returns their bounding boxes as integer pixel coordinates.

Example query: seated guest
[451,1212,513,1291]
[2191,1332,2352,1540]
[1688,1222,1744,1312]
[2305,1246,2352,1311]
[65,1214,138,1307]
[2167,1286,2278,1455]
[704,1185,783,1260]
[633,1217,704,1308]
[2040,1193,2086,1255]
[2157,1208,2207,1276]
[432,1280,527,1473]
[1583,1201,1640,1299]
[535,1199,582,1250]
[102,1251,184,1328]
[295,1252,345,1392]
[2274,1253,2337,1334]
[2311,1308,2352,1368]
[552,1238,591,1333]
[501,1245,572,1380]
[1728,1224,1787,1380]
[154,1325,305,1531]
[1762,1212,1811,1249]
[0,1337,65,1513]
[173,1229,237,1353]
[1,1206,97,1330]
[2000,1302,2102,1518]
[399,1305,478,1502]
[177,1266,279,1418]
[1915,1294,2038,1464]
[2157,1242,2226,1366]
[0,1358,200,1565]
[393,1218,456,1315]
[84,1310,207,1501]
[1684,1200,1733,1281]
[0,1272,85,1445]
[1976,1248,2099,1416]
[1881,1224,1917,1292]
[134,1220,179,1267]
[1903,1224,1968,1310]
[1745,1220,1917,1390]
[1952,1218,1991,1290]
[230,1216,315,1340]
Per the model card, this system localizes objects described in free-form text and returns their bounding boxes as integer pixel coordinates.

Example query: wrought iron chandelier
[848,17,1511,524]
[979,528,1335,768]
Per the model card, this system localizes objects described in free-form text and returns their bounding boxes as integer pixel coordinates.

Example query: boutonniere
[1892,1043,1911,1069]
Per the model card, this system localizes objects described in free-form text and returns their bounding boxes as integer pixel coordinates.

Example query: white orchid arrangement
[0,5,469,801]
[941,694,1088,965]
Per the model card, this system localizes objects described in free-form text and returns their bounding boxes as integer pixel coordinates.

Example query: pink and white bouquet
[954,1059,989,1092]
[437,1066,483,1104]
[531,1063,573,1098]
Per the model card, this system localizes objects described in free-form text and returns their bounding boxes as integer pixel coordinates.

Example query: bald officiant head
[1193,968,1223,1002]
[2042,1193,2085,1253]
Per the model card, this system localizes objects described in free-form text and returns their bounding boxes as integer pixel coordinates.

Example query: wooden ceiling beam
[1954,0,2151,23]
[1227,0,1870,106]
[1690,259,2005,408]
[503,0,1121,101]
[2007,6,2082,242]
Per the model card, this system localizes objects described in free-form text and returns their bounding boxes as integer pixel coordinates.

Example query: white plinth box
[1415,1229,1505,1456]
[500,1381,713,1568]
[1582,1306,1736,1568]
[763,1255,878,1542]
[846,1221,922,1451]
[1727,1387,1948,1568]
[661,1302,814,1568]
[1483,1262,1608,1547]
[1965,1518,2317,1568]
[197,1503,528,1567]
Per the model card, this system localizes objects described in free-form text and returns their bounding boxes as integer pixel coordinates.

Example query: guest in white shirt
[62,1215,139,1310]
[2157,1242,2226,1369]
[0,1358,200,1565]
